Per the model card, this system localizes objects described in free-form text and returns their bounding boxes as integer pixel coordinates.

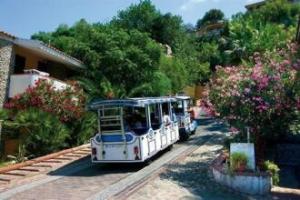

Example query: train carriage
[89,97,179,163]
[173,96,197,141]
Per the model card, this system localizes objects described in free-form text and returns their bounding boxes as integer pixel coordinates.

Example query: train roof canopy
[89,97,176,110]
[175,95,191,100]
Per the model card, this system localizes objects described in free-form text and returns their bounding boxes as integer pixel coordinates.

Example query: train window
[99,107,122,132]
[162,103,172,125]
[172,101,184,114]
[100,107,120,117]
[123,107,147,130]
[149,104,161,130]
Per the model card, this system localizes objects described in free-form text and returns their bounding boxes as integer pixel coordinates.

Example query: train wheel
[143,158,153,166]
[167,144,173,151]
[179,132,189,141]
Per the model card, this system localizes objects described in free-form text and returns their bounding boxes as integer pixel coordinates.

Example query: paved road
[0,118,239,200]
[111,119,246,200]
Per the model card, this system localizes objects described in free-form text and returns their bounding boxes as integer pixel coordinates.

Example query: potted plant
[230,152,248,172]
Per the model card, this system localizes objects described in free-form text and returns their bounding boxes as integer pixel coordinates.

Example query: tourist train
[174,96,197,141]
[89,96,196,163]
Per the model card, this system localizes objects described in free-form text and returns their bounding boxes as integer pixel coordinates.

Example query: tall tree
[196,9,225,28]
[251,0,300,27]
[151,13,185,50]
[33,22,162,97]
[111,0,159,33]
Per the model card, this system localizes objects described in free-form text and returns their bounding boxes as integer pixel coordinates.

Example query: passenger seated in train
[150,112,161,130]
[132,116,143,129]
[124,109,148,135]
[162,103,171,126]
[163,112,171,126]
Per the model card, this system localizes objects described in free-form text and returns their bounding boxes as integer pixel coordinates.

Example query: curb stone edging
[210,153,272,195]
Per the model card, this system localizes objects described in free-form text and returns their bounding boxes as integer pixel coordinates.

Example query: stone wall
[0,39,14,107]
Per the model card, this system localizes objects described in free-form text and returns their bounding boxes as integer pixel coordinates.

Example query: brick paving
[0,145,91,193]
[7,164,138,200]
[113,121,246,200]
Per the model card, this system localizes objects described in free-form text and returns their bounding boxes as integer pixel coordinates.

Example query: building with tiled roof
[0,29,85,107]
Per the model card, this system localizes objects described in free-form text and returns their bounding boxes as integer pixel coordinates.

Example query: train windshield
[99,106,149,133]
[99,107,123,132]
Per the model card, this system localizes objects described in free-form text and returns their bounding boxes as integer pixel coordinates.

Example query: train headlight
[95,134,102,143]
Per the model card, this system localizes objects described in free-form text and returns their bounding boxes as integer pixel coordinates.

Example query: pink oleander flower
[292,63,300,71]
[229,127,239,134]
[206,43,299,140]
[297,99,300,110]
[282,60,290,66]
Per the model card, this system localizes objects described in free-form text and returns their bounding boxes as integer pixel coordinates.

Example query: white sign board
[230,143,255,170]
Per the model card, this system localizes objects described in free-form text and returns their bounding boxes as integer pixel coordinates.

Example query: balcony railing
[9,69,69,98]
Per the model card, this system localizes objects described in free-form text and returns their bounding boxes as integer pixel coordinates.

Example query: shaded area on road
[159,135,245,200]
[48,156,143,177]
[161,118,243,199]
[8,163,137,200]
[118,117,247,200]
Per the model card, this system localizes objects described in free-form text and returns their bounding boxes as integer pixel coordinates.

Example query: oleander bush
[2,80,97,159]
[4,79,86,122]
[203,43,300,161]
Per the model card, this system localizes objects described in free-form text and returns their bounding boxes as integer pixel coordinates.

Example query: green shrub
[263,160,280,185]
[0,109,7,157]
[0,109,8,120]
[230,152,248,172]
[69,111,98,145]
[13,108,70,157]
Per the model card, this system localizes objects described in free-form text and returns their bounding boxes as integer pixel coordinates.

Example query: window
[149,104,161,130]
[37,60,48,73]
[161,103,170,116]
[172,101,184,114]
[14,55,26,74]
[99,107,122,132]
[124,107,147,129]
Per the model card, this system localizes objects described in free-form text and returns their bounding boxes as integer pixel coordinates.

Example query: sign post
[0,120,3,149]
[246,126,250,143]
